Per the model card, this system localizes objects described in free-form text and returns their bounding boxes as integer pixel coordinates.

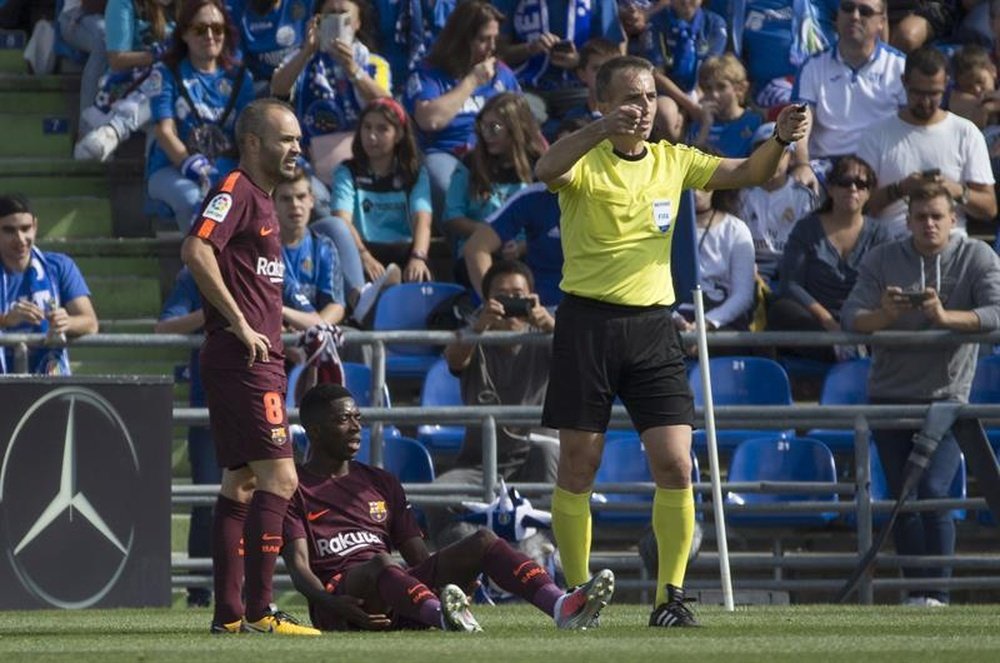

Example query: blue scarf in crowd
[0,246,71,375]
[512,0,592,88]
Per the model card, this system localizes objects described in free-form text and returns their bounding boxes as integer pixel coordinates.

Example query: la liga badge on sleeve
[203,193,233,223]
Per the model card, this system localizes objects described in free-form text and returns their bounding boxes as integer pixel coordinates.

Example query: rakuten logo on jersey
[316,530,383,557]
[256,257,284,284]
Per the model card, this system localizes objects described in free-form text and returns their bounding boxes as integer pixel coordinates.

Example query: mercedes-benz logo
[0,387,140,608]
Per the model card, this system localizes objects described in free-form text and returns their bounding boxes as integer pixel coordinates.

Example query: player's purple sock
[375,565,441,627]
[212,494,249,625]
[243,490,290,622]
[482,538,562,616]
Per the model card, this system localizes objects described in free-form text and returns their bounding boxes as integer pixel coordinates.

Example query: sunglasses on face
[839,1,881,18]
[832,176,870,190]
[191,22,225,37]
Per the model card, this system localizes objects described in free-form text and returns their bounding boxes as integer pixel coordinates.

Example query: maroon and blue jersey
[284,462,423,584]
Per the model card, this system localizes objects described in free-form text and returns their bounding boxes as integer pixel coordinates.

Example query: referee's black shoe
[648,585,700,628]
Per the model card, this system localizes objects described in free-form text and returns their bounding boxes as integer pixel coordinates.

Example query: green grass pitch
[2,604,999,662]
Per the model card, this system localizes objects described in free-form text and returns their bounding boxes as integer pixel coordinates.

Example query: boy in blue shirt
[689,53,763,157]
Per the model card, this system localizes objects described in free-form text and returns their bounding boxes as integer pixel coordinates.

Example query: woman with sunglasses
[768,155,891,361]
[443,93,546,285]
[270,0,391,191]
[74,0,177,162]
[312,98,434,301]
[403,1,521,225]
[147,0,254,230]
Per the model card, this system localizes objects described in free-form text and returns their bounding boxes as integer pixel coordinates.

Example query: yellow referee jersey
[550,140,720,307]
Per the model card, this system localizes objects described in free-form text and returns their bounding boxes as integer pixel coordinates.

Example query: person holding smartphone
[426,259,557,547]
[842,181,1000,607]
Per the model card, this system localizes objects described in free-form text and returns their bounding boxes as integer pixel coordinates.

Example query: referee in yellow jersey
[534,55,810,628]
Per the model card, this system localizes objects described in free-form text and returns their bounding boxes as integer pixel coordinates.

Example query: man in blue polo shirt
[791,0,906,191]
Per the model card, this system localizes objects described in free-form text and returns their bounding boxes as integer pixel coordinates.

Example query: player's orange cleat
[245,609,321,636]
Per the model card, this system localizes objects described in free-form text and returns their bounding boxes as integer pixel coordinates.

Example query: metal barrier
[4,329,1000,602]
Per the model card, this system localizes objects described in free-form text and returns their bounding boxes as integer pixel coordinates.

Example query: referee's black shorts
[541,294,694,434]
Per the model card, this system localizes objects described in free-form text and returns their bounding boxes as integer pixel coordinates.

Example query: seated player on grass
[282,383,615,631]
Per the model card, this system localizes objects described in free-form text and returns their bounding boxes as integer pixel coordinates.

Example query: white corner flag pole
[693,285,735,611]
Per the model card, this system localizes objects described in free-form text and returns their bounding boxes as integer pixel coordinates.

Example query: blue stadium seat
[969,355,1000,449]
[868,445,968,522]
[724,435,839,527]
[592,430,701,525]
[806,358,871,454]
[689,356,794,453]
[342,361,394,407]
[372,282,468,379]
[416,358,465,455]
[357,436,435,483]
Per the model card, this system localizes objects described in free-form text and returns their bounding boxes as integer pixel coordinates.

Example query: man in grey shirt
[841,182,1000,606]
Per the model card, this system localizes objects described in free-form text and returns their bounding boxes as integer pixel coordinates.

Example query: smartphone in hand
[320,12,354,51]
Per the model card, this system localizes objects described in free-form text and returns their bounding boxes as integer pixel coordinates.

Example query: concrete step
[87,275,162,319]
[0,114,73,158]
[0,73,79,112]
[74,255,160,278]
[0,31,27,75]
[33,196,114,238]
[37,236,179,257]
[0,157,112,197]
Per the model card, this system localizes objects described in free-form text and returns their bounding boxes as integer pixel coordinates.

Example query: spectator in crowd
[425,260,558,547]
[370,0,453,95]
[792,0,906,193]
[154,266,215,608]
[148,0,254,230]
[736,122,820,283]
[495,0,625,133]
[768,155,890,361]
[59,1,108,130]
[0,194,98,375]
[888,0,959,53]
[673,187,756,334]
[404,1,521,224]
[689,54,764,158]
[311,98,432,292]
[270,0,391,189]
[948,44,999,130]
[858,46,996,239]
[275,167,347,327]
[0,0,34,31]
[74,0,176,162]
[463,184,563,306]
[444,92,546,286]
[724,0,837,112]
[541,37,619,140]
[227,0,310,93]
[841,182,1000,607]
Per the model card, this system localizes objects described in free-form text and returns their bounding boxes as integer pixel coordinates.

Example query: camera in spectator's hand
[495,295,534,318]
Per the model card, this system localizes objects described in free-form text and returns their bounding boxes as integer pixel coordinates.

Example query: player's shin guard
[652,487,695,606]
[481,538,563,615]
[375,565,441,626]
[212,495,249,625]
[243,491,290,622]
[551,486,592,587]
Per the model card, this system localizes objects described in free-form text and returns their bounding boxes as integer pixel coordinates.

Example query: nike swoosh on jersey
[307,509,330,522]
[260,226,275,236]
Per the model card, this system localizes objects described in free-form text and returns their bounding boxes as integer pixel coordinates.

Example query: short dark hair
[952,45,994,81]
[908,181,956,212]
[578,38,620,71]
[299,383,355,430]
[481,259,535,299]
[595,56,654,102]
[903,46,948,81]
[0,194,32,218]
[819,154,878,212]
[235,97,295,151]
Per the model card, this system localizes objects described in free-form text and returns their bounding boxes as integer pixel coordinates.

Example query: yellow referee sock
[551,486,592,587]
[652,486,695,606]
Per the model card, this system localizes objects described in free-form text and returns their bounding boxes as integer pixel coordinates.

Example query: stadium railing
[4,329,1000,603]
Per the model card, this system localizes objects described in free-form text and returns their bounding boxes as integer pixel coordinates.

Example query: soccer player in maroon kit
[282,383,616,632]
[181,97,320,636]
